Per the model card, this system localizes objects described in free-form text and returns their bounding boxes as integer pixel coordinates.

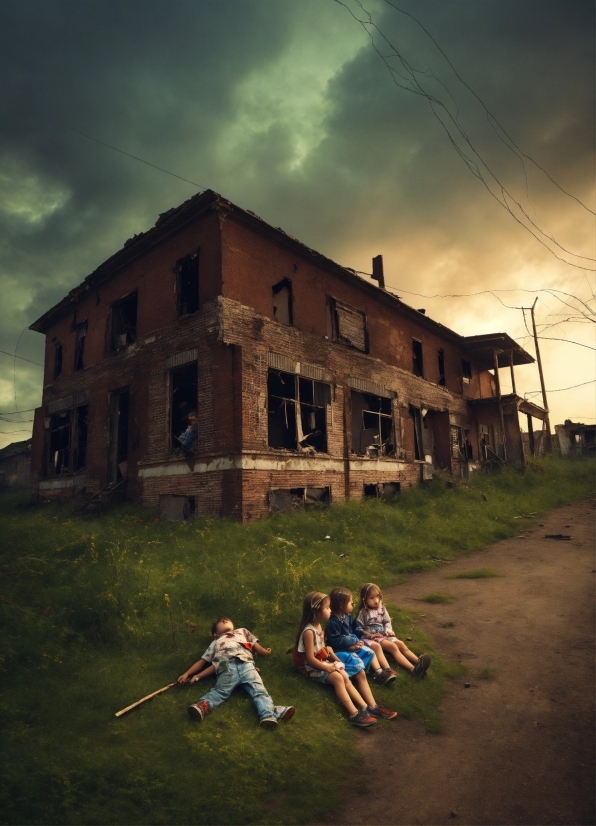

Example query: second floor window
[330,298,367,352]
[438,349,446,386]
[177,252,199,316]
[110,292,137,351]
[74,321,87,371]
[412,339,424,377]
[53,342,62,379]
[462,359,472,384]
[272,279,293,325]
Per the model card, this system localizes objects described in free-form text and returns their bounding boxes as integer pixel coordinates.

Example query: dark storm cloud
[0,0,593,440]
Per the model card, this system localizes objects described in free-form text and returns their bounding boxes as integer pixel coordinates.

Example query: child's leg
[380,639,414,671]
[237,662,276,721]
[327,671,367,716]
[395,639,419,665]
[351,670,377,708]
[195,664,238,711]
[366,641,391,670]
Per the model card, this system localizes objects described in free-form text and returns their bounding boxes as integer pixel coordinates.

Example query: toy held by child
[178,616,295,728]
[326,587,397,686]
[294,592,397,725]
[356,583,431,678]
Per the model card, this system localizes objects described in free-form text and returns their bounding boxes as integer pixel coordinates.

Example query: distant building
[0,438,32,488]
[555,420,596,456]
[29,190,547,520]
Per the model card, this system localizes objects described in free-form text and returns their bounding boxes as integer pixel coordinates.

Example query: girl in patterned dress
[356,583,431,678]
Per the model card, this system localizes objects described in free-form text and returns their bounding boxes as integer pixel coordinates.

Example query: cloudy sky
[1,0,594,449]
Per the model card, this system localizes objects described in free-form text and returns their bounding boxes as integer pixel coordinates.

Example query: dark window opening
[269,486,329,512]
[53,343,62,379]
[170,363,198,451]
[267,370,330,452]
[108,389,130,483]
[438,349,446,386]
[462,359,472,384]
[364,482,400,500]
[272,279,293,326]
[351,392,394,456]
[73,405,88,472]
[74,321,87,371]
[177,253,199,316]
[48,410,71,475]
[410,406,423,460]
[110,292,138,351]
[330,298,367,352]
[412,339,424,377]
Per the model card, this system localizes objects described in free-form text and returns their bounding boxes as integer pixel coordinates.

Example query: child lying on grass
[178,616,295,728]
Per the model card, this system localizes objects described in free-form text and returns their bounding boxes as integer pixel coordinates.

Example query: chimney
[372,255,385,289]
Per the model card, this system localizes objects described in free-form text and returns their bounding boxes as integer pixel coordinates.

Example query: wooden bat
[115,682,178,717]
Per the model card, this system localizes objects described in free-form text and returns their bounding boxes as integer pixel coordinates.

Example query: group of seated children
[177,582,431,729]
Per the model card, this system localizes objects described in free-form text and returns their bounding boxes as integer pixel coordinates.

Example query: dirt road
[331,497,595,826]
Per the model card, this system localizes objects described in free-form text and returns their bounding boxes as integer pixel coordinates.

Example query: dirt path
[330,497,595,826]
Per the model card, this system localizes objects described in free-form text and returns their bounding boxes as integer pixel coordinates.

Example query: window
[269,487,329,512]
[438,349,445,386]
[46,405,88,475]
[177,252,199,316]
[108,389,130,482]
[267,370,330,452]
[412,339,424,377]
[110,292,137,351]
[330,298,367,352]
[170,363,198,451]
[462,359,472,384]
[74,321,87,371]
[410,406,423,460]
[351,392,395,456]
[364,482,400,499]
[272,279,293,326]
[53,343,62,379]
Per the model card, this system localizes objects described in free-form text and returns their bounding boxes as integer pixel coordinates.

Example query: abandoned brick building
[30,190,547,520]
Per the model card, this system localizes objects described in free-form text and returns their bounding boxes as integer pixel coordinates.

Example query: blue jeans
[198,660,276,721]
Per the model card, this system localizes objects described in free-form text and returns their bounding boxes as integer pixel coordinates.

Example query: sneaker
[368,704,398,720]
[274,705,296,722]
[411,653,431,679]
[188,700,209,721]
[260,717,278,729]
[373,668,397,686]
[349,709,377,727]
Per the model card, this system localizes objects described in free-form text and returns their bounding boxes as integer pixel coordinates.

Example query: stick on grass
[115,682,177,717]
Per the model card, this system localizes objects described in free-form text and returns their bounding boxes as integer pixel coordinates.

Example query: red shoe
[188,700,209,721]
[349,709,377,727]
[368,704,398,720]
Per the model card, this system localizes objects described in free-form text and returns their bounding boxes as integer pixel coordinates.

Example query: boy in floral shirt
[177,616,295,728]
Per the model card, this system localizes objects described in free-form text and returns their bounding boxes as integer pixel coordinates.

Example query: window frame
[176,251,200,317]
[108,291,138,352]
[267,369,331,453]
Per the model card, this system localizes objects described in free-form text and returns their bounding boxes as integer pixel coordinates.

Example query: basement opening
[269,486,330,512]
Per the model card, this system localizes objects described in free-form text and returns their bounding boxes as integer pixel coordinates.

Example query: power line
[525,379,596,394]
[0,350,43,367]
[0,407,38,415]
[0,429,32,434]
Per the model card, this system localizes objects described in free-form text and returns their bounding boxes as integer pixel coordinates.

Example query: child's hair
[294,592,328,650]
[329,587,352,615]
[358,582,383,612]
[211,616,233,637]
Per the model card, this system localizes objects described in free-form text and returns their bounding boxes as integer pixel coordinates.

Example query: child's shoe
[188,700,209,721]
[411,653,431,679]
[260,716,278,729]
[349,709,377,727]
[274,705,296,722]
[373,668,396,686]
[367,704,398,720]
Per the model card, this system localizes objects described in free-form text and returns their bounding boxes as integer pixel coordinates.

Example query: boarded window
[110,292,137,351]
[413,340,424,377]
[462,359,472,384]
[269,487,329,512]
[54,343,62,379]
[267,370,330,452]
[438,349,445,386]
[351,392,395,456]
[272,279,293,326]
[331,298,366,352]
[177,252,199,316]
[170,363,198,451]
[410,406,423,460]
[74,321,87,371]
[46,404,88,475]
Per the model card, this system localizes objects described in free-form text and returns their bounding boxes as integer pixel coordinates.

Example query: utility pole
[529,298,552,453]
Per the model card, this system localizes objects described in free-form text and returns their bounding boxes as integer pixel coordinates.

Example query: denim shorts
[307,668,331,684]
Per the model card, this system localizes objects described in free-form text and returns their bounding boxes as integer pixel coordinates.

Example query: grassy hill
[1,457,593,824]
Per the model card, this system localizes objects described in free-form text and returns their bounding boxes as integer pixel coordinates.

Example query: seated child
[356,582,431,678]
[177,410,198,451]
[326,587,396,685]
[178,616,295,728]
[294,592,397,725]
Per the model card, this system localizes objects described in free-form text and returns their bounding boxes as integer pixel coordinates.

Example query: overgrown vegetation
[1,456,593,824]
[449,568,500,579]
[477,667,498,680]
[421,592,452,604]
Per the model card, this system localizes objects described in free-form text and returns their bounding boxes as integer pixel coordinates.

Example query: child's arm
[253,641,272,657]
[325,615,361,651]
[304,630,342,672]
[178,657,209,684]
[189,663,216,683]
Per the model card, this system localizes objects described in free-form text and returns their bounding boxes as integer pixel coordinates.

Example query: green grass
[477,667,498,680]
[448,568,500,579]
[421,592,452,604]
[0,456,593,824]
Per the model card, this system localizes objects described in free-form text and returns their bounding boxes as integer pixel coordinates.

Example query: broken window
[269,487,330,512]
[272,279,293,326]
[479,423,490,458]
[110,292,137,351]
[412,340,424,377]
[177,252,199,316]
[74,321,87,371]
[462,359,472,384]
[267,370,330,452]
[330,298,367,352]
[46,404,88,475]
[170,362,198,451]
[364,482,400,499]
[72,405,88,471]
[438,349,446,386]
[351,392,395,456]
[53,343,62,379]
[410,406,423,460]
